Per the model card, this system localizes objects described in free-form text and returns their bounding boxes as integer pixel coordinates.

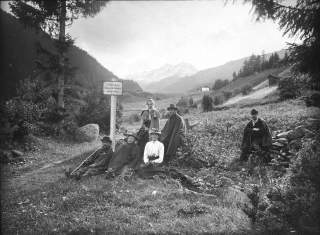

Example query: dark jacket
[161,113,186,156]
[108,142,140,171]
[241,118,272,150]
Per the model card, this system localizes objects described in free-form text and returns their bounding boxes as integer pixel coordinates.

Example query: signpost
[103,78,122,150]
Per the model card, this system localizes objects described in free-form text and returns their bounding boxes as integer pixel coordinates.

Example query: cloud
[2,1,295,78]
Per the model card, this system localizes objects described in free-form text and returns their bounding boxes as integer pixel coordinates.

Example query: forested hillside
[0,10,141,101]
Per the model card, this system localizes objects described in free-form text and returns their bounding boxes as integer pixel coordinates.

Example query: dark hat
[125,132,139,140]
[251,109,258,115]
[101,136,112,143]
[167,104,178,110]
[150,128,161,136]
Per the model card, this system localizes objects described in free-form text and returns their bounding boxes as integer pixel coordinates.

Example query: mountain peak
[125,63,198,86]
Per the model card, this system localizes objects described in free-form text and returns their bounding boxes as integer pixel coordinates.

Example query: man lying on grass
[66,136,113,179]
[240,109,272,162]
[105,132,140,179]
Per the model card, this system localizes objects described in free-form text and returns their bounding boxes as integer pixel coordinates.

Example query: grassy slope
[210,67,285,98]
[2,100,319,234]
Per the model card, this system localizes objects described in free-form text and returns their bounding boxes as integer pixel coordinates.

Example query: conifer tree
[10,0,108,108]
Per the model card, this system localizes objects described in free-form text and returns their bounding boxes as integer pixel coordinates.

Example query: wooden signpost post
[103,78,123,151]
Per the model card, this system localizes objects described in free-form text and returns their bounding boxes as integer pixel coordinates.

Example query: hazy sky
[1,0,297,78]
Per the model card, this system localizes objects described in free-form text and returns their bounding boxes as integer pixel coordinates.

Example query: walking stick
[70,147,101,176]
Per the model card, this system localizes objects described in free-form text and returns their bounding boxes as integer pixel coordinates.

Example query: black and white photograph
[1,0,319,234]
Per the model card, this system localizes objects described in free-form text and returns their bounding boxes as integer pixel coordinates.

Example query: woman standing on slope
[137,98,161,164]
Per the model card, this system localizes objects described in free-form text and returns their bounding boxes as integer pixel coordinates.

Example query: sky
[1,0,298,78]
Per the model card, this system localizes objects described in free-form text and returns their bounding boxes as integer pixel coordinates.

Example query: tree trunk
[58,0,66,108]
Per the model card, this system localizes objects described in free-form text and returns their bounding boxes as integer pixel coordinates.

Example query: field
[1,99,319,234]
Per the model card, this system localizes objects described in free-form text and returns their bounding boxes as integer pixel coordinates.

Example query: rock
[11,149,23,157]
[257,200,269,211]
[289,139,302,152]
[267,188,282,202]
[305,118,320,130]
[272,142,284,148]
[76,124,99,142]
[287,126,305,140]
[11,156,25,163]
[276,130,293,139]
[276,138,288,145]
[304,128,316,138]
[267,201,285,215]
[223,187,254,216]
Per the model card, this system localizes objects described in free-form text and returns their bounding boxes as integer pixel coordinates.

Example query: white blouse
[143,140,164,164]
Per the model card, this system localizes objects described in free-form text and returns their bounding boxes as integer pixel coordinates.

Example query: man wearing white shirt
[143,129,164,165]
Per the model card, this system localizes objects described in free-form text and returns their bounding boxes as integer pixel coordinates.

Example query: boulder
[11,149,24,158]
[288,139,302,152]
[276,130,293,139]
[304,128,316,138]
[76,124,99,142]
[272,142,284,148]
[223,187,254,216]
[276,138,288,145]
[287,126,305,140]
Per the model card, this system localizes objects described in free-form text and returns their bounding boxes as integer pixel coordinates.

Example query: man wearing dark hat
[160,104,186,163]
[240,109,272,161]
[106,132,140,178]
[69,136,114,178]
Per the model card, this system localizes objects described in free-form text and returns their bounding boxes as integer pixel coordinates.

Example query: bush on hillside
[278,77,301,100]
[213,96,223,106]
[256,139,320,233]
[233,88,241,96]
[177,96,189,107]
[241,85,253,96]
[189,97,194,107]
[202,95,213,112]
[222,91,233,100]
[128,113,141,124]
[76,93,122,134]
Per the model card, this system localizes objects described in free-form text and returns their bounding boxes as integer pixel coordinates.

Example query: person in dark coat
[240,109,272,161]
[68,136,113,179]
[106,133,140,178]
[160,104,186,163]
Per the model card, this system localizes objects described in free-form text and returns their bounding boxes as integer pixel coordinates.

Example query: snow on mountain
[125,63,198,88]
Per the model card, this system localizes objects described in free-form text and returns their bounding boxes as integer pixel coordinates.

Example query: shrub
[202,95,213,112]
[233,88,241,96]
[177,96,189,107]
[76,93,122,134]
[189,97,194,107]
[128,113,141,124]
[256,139,320,233]
[241,85,252,96]
[222,91,233,100]
[213,96,223,106]
[278,77,301,100]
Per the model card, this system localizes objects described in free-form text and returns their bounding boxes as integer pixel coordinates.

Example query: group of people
[68,98,273,180]
[68,98,186,179]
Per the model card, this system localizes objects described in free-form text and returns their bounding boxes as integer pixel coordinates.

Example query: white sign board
[103,81,123,95]
[201,87,210,92]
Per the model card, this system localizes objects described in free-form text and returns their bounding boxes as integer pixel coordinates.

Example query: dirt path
[2,145,98,197]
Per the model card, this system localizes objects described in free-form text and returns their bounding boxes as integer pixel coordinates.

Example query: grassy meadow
[1,99,319,234]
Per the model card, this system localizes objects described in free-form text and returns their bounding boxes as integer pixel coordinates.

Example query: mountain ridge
[143,50,286,93]
[0,10,142,101]
[126,62,198,89]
